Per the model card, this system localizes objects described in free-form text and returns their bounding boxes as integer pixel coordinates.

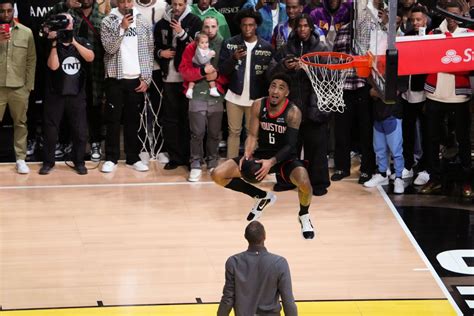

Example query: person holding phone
[218,9,274,159]
[154,0,202,170]
[39,13,94,175]
[0,0,36,174]
[100,0,154,173]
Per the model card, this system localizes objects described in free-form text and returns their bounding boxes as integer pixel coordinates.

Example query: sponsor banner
[396,33,474,75]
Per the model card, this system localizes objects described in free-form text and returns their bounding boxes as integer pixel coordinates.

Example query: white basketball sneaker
[298,214,315,240]
[247,192,277,221]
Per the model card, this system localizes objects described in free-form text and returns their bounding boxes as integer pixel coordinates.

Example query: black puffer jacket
[154,6,202,80]
[270,31,329,123]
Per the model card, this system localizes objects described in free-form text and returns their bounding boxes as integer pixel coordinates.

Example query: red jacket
[179,41,228,94]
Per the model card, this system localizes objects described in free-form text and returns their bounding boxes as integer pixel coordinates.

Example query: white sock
[209,87,219,97]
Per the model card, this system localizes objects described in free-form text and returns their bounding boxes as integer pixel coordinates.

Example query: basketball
[240,159,262,183]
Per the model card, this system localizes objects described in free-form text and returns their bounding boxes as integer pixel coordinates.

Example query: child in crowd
[185,32,220,99]
[364,88,405,194]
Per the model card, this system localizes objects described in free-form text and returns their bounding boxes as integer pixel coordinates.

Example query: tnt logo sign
[441,49,462,64]
[61,57,81,75]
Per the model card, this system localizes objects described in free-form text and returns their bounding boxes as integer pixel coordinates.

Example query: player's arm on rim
[255,105,302,181]
[240,99,261,170]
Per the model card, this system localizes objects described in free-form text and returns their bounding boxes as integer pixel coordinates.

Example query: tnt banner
[396,32,474,75]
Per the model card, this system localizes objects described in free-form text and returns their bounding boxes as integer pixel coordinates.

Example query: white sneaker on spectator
[414,170,430,186]
[27,139,36,156]
[90,142,101,162]
[364,173,389,187]
[54,143,64,158]
[188,168,202,182]
[157,152,170,164]
[393,178,405,194]
[328,157,335,169]
[101,161,117,173]
[16,160,30,174]
[389,168,414,180]
[126,161,149,172]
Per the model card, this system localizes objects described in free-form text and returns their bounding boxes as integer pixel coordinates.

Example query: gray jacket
[217,245,298,316]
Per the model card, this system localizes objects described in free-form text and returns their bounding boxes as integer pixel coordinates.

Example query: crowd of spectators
[1,0,474,196]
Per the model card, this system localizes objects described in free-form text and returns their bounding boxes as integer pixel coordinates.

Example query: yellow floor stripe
[0,300,455,316]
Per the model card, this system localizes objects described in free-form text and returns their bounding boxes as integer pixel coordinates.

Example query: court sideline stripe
[377,186,463,316]
[0,298,450,312]
[0,180,274,190]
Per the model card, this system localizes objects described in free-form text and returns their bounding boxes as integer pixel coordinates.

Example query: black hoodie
[270,31,329,122]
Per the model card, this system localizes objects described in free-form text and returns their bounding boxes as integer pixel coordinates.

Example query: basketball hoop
[301,52,371,113]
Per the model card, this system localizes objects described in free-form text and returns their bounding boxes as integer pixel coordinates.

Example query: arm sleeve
[217,258,235,316]
[273,126,298,163]
[278,258,298,316]
[26,30,36,91]
[218,40,238,76]
[100,16,124,55]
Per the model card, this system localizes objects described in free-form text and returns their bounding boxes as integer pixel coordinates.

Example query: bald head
[245,221,266,245]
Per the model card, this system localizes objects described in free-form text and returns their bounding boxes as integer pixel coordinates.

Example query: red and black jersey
[255,98,297,159]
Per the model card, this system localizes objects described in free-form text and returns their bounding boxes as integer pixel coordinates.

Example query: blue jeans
[373,117,404,177]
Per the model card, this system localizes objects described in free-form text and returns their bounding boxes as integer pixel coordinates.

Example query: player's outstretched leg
[211,159,276,221]
[289,166,315,239]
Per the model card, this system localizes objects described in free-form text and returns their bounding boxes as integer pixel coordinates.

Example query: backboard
[352,0,399,103]
[352,0,474,103]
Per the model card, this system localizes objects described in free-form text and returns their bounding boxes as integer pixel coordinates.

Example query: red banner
[396,33,474,75]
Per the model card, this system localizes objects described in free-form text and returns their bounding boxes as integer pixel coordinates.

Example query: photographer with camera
[242,0,287,43]
[0,0,36,174]
[45,0,106,162]
[100,0,154,173]
[39,13,94,175]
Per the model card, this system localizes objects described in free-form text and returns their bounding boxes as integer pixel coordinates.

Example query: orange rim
[300,52,372,77]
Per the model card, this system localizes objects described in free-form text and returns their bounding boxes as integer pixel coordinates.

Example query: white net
[301,54,353,113]
[137,79,164,162]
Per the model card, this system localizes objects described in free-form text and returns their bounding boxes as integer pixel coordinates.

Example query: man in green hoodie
[178,16,226,182]
[191,0,230,39]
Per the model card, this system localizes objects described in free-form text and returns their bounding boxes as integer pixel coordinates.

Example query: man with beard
[211,73,315,240]
[179,16,226,182]
[270,14,330,196]
[46,0,106,162]
[0,0,36,173]
[101,0,154,172]
[190,0,230,39]
[14,0,61,159]
[154,0,202,170]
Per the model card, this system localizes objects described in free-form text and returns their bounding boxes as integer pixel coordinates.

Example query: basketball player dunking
[211,73,315,239]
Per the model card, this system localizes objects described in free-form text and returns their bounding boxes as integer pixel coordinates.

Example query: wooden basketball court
[0,161,457,315]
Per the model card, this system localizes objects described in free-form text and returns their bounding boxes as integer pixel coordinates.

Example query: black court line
[0,298,449,312]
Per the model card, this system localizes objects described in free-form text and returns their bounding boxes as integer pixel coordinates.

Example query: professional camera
[39,14,70,40]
